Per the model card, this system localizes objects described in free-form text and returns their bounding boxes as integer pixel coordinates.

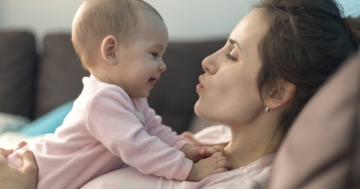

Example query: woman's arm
[0,143,38,189]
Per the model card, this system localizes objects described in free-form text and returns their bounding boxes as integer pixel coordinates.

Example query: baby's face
[110,16,168,98]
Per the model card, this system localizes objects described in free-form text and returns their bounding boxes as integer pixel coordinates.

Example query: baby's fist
[201,146,225,158]
[186,152,232,181]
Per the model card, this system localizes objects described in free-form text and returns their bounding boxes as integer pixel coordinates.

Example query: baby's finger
[225,161,233,170]
[204,147,220,157]
[17,141,28,148]
[217,159,233,170]
[215,155,228,162]
[211,152,224,158]
[197,148,205,156]
[214,167,229,173]
[213,146,225,154]
[13,141,28,153]
[18,150,38,174]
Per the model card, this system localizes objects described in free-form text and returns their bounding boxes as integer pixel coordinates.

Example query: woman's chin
[194,100,202,116]
[194,101,214,122]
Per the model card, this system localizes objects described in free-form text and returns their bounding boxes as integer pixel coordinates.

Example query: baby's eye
[151,53,159,58]
[226,53,237,61]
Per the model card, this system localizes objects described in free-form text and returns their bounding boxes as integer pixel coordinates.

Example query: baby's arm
[141,102,188,150]
[139,101,222,163]
[141,99,226,163]
[86,91,192,181]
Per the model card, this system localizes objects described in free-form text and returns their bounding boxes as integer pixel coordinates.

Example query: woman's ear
[101,35,118,65]
[266,79,296,110]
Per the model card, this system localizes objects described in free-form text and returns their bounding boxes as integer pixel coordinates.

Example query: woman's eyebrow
[228,38,241,51]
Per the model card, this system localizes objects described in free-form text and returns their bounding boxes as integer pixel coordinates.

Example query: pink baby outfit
[7,75,192,189]
[82,125,274,189]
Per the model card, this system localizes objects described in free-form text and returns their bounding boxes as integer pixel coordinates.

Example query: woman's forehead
[229,9,269,48]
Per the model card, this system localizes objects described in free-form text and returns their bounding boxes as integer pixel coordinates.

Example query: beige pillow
[267,51,360,189]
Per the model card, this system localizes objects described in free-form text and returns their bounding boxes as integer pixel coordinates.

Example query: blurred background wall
[0,0,255,44]
[0,0,359,45]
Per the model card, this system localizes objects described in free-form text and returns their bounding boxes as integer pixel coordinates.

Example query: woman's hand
[0,142,38,189]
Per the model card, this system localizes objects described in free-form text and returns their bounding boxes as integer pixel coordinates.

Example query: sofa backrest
[0,31,37,118]
[34,34,88,119]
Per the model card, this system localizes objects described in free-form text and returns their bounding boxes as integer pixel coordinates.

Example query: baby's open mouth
[149,77,158,85]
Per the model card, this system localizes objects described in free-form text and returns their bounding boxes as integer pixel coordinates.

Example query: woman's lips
[196,76,204,91]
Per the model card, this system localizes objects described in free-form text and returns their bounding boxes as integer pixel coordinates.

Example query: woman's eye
[226,53,237,61]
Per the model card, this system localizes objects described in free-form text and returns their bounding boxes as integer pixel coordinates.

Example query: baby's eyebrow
[153,44,166,52]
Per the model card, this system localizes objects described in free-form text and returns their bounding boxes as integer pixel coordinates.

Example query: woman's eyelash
[226,53,237,61]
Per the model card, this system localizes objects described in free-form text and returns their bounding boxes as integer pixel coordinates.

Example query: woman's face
[194,9,269,125]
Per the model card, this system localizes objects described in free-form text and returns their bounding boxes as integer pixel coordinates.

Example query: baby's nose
[159,61,166,72]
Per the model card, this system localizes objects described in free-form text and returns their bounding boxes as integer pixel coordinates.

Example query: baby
[7,0,231,188]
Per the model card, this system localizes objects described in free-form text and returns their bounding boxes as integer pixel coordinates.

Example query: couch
[0,30,224,134]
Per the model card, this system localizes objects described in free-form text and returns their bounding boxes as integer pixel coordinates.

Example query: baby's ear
[266,79,296,110]
[101,35,118,65]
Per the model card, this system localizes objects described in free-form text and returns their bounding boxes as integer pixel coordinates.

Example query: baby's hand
[180,144,224,163]
[186,152,232,181]
[201,146,225,158]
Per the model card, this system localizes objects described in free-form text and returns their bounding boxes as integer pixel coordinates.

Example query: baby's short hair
[72,0,162,64]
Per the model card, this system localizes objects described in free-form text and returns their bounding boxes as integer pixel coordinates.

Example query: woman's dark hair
[254,0,360,139]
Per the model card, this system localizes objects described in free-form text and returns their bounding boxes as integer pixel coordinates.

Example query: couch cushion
[34,33,88,118]
[148,40,225,133]
[267,51,360,189]
[0,31,37,119]
[19,100,74,136]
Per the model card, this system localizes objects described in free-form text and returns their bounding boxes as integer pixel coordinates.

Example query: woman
[2,0,360,188]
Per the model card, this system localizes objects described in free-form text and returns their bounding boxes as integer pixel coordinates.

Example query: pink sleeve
[135,98,188,150]
[85,88,192,181]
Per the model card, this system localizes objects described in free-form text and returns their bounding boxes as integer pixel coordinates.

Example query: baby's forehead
[72,0,164,50]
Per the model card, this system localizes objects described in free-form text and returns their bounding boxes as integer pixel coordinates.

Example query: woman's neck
[224,119,282,169]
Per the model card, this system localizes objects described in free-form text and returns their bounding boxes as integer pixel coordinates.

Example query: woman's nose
[158,60,167,72]
[202,52,218,74]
